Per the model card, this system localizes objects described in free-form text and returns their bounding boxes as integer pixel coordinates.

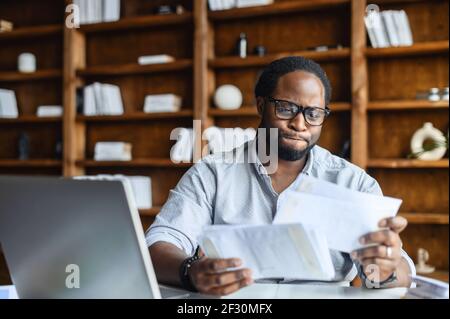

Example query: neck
[272,155,308,177]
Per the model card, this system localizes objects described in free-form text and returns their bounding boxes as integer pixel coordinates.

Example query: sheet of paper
[275,190,402,253]
[0,285,18,299]
[198,224,335,281]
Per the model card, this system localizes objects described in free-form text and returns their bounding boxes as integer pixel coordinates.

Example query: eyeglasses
[266,96,331,126]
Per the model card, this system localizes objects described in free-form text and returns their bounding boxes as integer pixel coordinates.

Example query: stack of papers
[138,55,175,65]
[144,94,182,113]
[37,105,63,117]
[405,275,449,299]
[199,224,335,281]
[94,142,132,161]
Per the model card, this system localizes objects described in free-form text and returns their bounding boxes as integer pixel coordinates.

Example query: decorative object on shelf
[154,5,185,15]
[55,140,63,160]
[364,8,413,48]
[75,175,152,209]
[338,139,351,160]
[0,88,19,118]
[94,142,132,161]
[18,53,37,73]
[37,105,63,117]
[137,54,175,65]
[415,248,435,274]
[213,84,243,110]
[83,82,124,116]
[74,0,121,25]
[236,0,274,8]
[236,32,248,58]
[409,122,448,160]
[440,87,449,101]
[428,88,441,102]
[253,45,267,57]
[204,126,256,154]
[144,94,182,113]
[170,128,194,163]
[0,19,13,33]
[307,44,344,52]
[18,132,30,160]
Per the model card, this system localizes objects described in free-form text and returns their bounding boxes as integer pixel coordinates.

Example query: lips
[281,134,309,143]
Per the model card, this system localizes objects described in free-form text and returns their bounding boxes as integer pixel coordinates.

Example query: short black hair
[254,56,332,106]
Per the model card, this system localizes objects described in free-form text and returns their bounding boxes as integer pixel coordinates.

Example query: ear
[256,97,265,117]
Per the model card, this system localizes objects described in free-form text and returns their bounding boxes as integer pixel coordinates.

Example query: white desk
[1,284,408,299]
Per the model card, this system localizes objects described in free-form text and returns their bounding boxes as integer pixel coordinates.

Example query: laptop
[0,176,190,299]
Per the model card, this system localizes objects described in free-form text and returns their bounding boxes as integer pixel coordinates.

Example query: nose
[288,111,308,132]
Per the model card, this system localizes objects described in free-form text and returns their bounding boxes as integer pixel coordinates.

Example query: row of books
[365,9,413,48]
[74,0,121,25]
[83,82,124,116]
[208,0,273,11]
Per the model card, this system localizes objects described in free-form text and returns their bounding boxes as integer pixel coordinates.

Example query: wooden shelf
[76,158,192,168]
[77,60,192,77]
[367,159,449,169]
[210,48,350,68]
[77,110,193,122]
[0,24,62,41]
[0,115,62,124]
[365,41,449,58]
[139,207,161,217]
[0,159,62,168]
[79,13,193,33]
[209,102,350,117]
[208,0,350,21]
[0,69,62,82]
[400,213,449,225]
[369,100,449,111]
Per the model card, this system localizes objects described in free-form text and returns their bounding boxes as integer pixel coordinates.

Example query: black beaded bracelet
[179,247,201,292]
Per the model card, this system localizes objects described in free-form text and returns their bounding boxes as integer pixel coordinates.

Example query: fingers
[199,258,242,274]
[351,245,400,260]
[208,277,252,296]
[361,257,397,273]
[197,268,252,290]
[378,216,408,233]
[359,229,400,246]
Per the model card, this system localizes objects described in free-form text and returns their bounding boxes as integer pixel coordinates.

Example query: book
[237,0,273,8]
[83,84,96,116]
[137,55,175,65]
[94,142,132,161]
[144,94,182,113]
[36,105,63,117]
[381,11,400,47]
[103,0,121,22]
[101,83,124,115]
[398,10,413,46]
[0,89,19,118]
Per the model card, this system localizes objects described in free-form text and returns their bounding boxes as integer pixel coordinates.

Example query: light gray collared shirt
[146,140,415,285]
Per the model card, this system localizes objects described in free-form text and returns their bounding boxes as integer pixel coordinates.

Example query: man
[146,56,415,296]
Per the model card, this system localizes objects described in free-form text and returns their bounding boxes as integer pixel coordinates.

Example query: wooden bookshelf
[0,0,448,285]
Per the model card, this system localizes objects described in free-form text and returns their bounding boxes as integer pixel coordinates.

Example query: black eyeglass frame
[265,96,331,126]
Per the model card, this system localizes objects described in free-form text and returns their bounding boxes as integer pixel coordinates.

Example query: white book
[92,82,104,114]
[364,15,379,48]
[36,105,63,117]
[392,11,405,46]
[94,0,104,24]
[77,0,85,24]
[208,0,216,11]
[101,84,124,115]
[0,89,19,118]
[137,54,175,65]
[86,0,97,24]
[382,11,400,47]
[83,84,97,116]
[371,11,389,48]
[399,10,413,46]
[237,0,273,8]
[73,0,81,26]
[94,142,132,161]
[103,0,121,22]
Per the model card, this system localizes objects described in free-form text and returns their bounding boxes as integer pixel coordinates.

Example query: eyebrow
[272,97,324,109]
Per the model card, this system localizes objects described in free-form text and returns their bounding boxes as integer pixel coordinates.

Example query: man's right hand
[189,257,253,296]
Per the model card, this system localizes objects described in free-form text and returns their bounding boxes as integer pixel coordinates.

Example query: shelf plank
[76,158,192,168]
[0,69,62,82]
[77,110,193,122]
[0,116,62,124]
[79,13,193,33]
[400,213,449,225]
[77,60,192,77]
[367,159,449,169]
[0,24,62,40]
[209,102,350,117]
[209,0,350,21]
[0,159,62,168]
[369,100,449,111]
[139,207,161,217]
[365,41,449,58]
[210,48,350,68]
[421,270,449,283]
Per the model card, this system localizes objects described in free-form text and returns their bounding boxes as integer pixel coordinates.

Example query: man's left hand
[351,216,408,283]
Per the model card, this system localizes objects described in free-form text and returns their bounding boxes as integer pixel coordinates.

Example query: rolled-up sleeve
[145,157,216,256]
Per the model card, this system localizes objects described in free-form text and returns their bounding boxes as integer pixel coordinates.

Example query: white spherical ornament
[214,85,243,110]
[410,122,447,161]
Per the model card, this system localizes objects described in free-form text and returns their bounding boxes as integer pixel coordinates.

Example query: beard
[260,116,316,162]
